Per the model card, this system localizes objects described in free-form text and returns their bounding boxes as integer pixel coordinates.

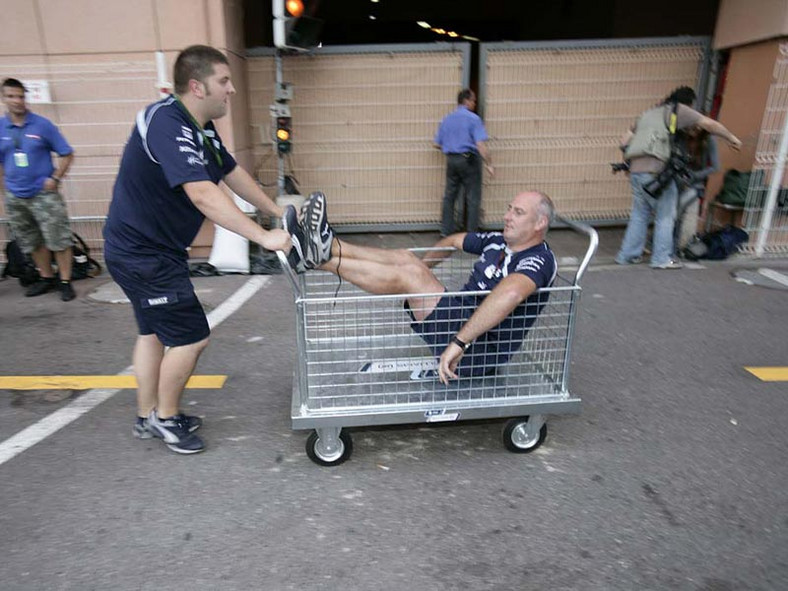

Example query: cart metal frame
[278,218,598,464]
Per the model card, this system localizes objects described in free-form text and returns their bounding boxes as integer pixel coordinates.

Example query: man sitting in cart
[283,190,557,385]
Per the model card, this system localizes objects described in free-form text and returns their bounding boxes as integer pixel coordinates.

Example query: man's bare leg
[133,334,164,418]
[318,241,444,321]
[157,338,210,418]
[29,245,54,278]
[53,247,73,281]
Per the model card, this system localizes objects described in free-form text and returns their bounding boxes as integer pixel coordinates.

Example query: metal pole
[275,50,286,197]
[755,105,788,256]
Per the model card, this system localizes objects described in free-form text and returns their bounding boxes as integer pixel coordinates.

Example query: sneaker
[133,416,154,439]
[281,204,308,273]
[25,277,57,297]
[652,259,684,270]
[133,414,202,439]
[60,280,76,301]
[302,191,334,266]
[615,256,643,266]
[147,410,205,454]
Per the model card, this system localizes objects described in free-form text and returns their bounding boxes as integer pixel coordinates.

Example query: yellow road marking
[0,375,227,390]
[744,367,788,382]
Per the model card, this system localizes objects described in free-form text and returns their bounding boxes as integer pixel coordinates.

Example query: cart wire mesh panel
[279,219,598,464]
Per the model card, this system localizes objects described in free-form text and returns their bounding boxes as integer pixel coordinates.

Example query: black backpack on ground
[682,225,749,261]
[2,232,102,285]
[2,240,40,286]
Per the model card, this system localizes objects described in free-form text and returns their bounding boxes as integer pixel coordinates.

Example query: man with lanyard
[103,45,291,454]
[284,190,556,384]
[0,77,76,301]
[434,88,495,237]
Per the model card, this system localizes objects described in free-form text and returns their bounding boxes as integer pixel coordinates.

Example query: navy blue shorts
[406,293,525,378]
[105,251,210,347]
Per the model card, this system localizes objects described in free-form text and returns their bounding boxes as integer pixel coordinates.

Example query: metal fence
[248,43,471,231]
[741,42,788,256]
[479,37,710,225]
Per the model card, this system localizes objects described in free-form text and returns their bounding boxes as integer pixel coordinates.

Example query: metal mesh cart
[278,219,598,466]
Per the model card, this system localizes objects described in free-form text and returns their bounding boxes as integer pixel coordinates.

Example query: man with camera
[615,86,741,269]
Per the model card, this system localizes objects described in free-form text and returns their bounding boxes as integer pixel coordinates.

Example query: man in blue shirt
[104,45,292,454]
[286,190,556,384]
[1,78,76,301]
[434,89,495,236]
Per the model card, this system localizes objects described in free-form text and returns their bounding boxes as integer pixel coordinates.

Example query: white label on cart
[425,409,460,423]
[359,358,438,374]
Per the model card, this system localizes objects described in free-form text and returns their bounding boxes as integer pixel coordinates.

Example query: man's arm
[183,180,291,253]
[222,165,284,218]
[619,129,634,151]
[438,273,537,384]
[43,152,74,192]
[476,141,494,176]
[696,116,742,151]
[422,232,466,268]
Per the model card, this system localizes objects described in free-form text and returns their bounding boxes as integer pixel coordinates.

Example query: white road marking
[758,268,788,287]
[0,276,270,467]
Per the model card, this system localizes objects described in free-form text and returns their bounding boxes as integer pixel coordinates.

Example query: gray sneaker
[302,191,334,266]
[652,259,684,270]
[281,204,308,272]
[147,410,205,454]
[133,414,202,439]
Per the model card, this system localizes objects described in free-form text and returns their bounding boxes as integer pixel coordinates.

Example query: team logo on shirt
[516,255,545,273]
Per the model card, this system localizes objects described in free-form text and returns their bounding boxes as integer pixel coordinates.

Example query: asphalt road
[1,229,786,591]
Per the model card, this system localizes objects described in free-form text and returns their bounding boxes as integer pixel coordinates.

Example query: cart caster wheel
[306,430,353,466]
[503,417,547,453]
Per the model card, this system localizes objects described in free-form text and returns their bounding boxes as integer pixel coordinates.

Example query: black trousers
[441,152,482,236]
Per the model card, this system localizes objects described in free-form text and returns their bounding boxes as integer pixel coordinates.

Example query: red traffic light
[286,0,304,17]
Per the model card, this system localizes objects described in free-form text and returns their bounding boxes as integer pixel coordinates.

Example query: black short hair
[173,45,229,95]
[457,88,475,104]
[1,78,26,93]
[665,86,696,106]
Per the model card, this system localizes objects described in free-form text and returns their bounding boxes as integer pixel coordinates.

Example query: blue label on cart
[425,409,460,423]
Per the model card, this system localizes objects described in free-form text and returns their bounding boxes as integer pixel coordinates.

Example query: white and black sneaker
[133,414,202,439]
[147,410,205,454]
[302,191,334,266]
[281,204,308,272]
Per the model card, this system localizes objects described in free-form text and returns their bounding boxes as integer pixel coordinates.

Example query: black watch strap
[451,336,471,351]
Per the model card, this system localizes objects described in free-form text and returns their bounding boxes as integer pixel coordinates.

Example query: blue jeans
[616,173,678,267]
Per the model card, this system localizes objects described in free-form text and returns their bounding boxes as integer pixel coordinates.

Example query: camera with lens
[643,147,692,198]
[610,161,630,174]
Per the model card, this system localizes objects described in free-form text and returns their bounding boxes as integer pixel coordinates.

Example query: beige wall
[714,0,788,50]
[0,0,251,257]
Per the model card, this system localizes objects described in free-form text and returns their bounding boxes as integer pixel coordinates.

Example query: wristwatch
[451,336,471,351]
[50,175,61,184]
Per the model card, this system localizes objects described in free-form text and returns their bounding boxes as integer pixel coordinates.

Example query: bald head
[503,191,554,250]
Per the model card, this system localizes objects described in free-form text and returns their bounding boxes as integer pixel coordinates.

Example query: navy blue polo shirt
[434,105,488,154]
[462,232,556,294]
[103,95,236,260]
[460,231,557,339]
[0,112,73,197]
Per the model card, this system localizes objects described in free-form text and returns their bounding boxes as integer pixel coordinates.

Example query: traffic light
[275,116,292,154]
[273,0,324,51]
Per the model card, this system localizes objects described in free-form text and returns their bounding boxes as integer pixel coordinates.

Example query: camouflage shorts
[5,190,73,254]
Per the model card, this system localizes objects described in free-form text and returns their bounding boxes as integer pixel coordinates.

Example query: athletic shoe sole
[281,204,309,272]
[303,192,333,266]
